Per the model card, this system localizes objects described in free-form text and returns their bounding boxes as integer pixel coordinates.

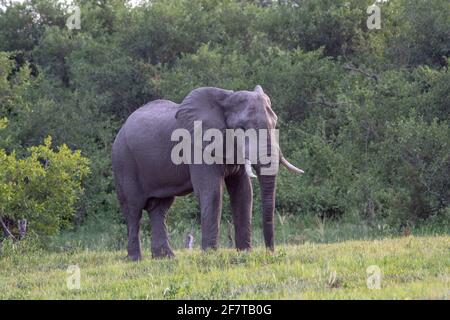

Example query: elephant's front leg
[225,169,253,250]
[190,165,224,250]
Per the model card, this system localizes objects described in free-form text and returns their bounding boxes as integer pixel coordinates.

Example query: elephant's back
[127,99,179,127]
[115,99,191,197]
[122,99,179,144]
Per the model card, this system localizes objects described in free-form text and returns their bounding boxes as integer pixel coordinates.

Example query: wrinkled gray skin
[112,86,295,260]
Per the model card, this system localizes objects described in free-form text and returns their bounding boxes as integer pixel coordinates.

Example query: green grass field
[0,235,448,299]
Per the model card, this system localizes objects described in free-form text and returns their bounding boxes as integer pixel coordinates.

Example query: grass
[1,235,449,299]
[48,211,450,252]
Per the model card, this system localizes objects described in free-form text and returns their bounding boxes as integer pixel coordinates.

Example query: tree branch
[344,63,379,82]
[307,96,349,108]
[0,215,17,241]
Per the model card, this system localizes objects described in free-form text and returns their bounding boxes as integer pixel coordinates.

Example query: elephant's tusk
[242,142,257,178]
[280,156,304,174]
[244,159,257,178]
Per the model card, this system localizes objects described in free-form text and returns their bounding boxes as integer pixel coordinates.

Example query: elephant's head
[175,85,303,250]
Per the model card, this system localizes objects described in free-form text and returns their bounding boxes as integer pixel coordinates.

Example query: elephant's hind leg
[115,179,145,261]
[146,197,175,259]
[124,204,144,261]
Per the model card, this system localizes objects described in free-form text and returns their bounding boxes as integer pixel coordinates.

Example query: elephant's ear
[175,87,233,134]
[254,85,278,127]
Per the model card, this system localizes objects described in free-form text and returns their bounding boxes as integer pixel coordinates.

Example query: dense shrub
[0,136,90,237]
[377,116,450,223]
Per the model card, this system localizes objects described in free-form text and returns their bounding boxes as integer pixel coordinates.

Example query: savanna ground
[1,218,449,299]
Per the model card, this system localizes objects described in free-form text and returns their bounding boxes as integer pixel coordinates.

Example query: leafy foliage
[0,0,449,240]
[0,136,90,237]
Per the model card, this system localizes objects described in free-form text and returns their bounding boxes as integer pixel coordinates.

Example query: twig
[0,215,17,241]
[184,233,194,249]
[306,96,349,108]
[18,219,27,240]
[344,63,379,82]
[227,220,234,248]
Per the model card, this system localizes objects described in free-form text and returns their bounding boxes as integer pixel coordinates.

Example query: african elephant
[112,85,303,260]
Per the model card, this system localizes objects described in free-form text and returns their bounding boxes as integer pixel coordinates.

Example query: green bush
[0,136,90,237]
[377,116,450,223]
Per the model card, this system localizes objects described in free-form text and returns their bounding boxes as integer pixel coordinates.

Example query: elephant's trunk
[254,130,277,250]
[242,129,302,250]
[257,174,276,250]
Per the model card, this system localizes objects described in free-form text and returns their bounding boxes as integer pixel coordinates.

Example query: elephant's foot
[201,246,219,253]
[126,253,142,261]
[235,238,252,251]
[151,245,175,259]
[236,245,252,252]
[126,248,142,261]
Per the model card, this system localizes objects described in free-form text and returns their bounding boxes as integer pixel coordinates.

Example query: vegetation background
[0,0,449,296]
